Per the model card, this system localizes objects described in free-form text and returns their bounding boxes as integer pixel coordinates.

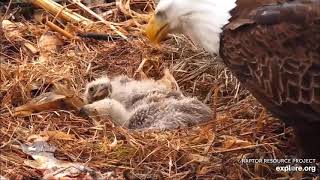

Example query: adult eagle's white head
[145,0,236,55]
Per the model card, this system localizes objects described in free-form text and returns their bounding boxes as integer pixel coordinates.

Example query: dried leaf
[2,20,39,55]
[222,136,252,149]
[157,68,180,92]
[14,92,66,116]
[198,166,212,175]
[187,153,210,163]
[14,83,84,116]
[41,131,75,141]
[24,42,39,54]
[38,33,63,53]
[21,136,111,179]
[1,20,25,42]
[27,134,50,142]
[53,83,84,109]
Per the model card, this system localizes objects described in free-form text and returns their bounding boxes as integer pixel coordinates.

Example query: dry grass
[0,0,315,179]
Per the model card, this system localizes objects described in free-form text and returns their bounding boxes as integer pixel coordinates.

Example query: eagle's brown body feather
[221,0,320,158]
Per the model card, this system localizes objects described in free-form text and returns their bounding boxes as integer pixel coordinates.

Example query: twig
[71,0,128,40]
[1,0,13,22]
[46,21,75,39]
[135,146,161,168]
[211,143,277,154]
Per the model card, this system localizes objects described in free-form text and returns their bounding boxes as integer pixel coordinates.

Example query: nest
[0,0,312,179]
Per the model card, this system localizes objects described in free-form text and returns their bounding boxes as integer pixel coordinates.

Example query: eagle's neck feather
[179,0,236,55]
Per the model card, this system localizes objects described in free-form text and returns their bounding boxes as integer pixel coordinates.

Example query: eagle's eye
[155,10,166,19]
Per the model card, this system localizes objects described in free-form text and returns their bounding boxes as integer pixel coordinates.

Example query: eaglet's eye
[89,87,95,93]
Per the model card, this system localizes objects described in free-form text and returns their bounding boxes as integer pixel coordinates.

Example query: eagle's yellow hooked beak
[144,14,170,43]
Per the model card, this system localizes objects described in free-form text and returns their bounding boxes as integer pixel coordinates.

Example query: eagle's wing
[227,0,320,29]
[221,0,320,125]
[230,0,282,20]
[229,0,290,22]
[253,0,320,25]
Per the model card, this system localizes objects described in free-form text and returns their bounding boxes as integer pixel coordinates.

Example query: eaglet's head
[145,0,236,55]
[84,76,112,104]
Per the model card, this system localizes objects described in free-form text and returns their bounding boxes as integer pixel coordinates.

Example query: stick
[71,0,128,40]
[46,21,74,39]
[28,0,91,24]
[211,143,277,154]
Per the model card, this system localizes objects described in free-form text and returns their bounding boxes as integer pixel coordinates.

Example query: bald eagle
[145,0,320,158]
[81,75,213,130]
